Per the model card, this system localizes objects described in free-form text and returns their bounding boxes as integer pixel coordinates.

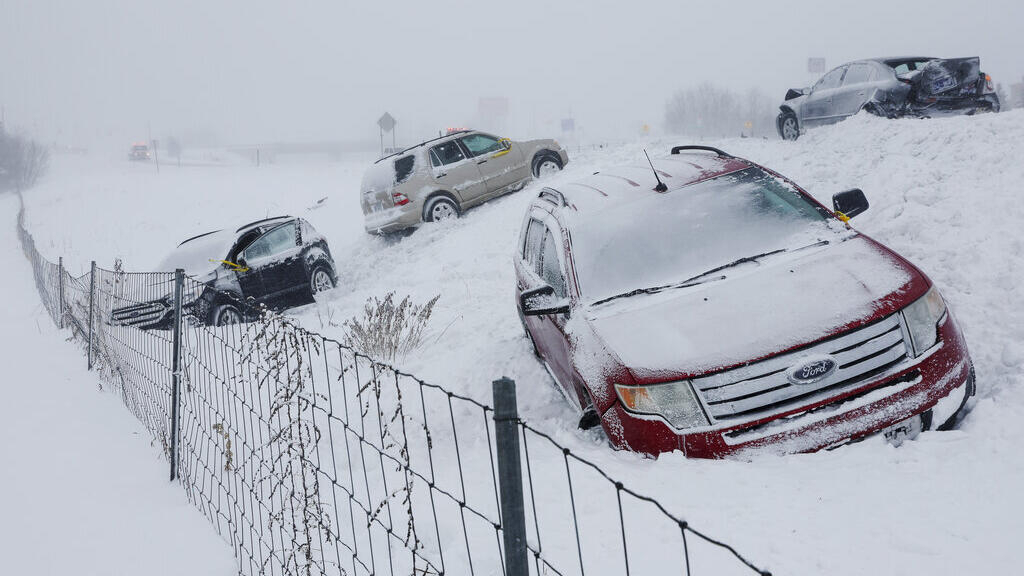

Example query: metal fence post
[169,269,184,482]
[87,260,96,370]
[492,377,529,576]
[58,256,65,329]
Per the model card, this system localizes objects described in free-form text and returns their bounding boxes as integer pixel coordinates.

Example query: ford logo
[786,356,838,385]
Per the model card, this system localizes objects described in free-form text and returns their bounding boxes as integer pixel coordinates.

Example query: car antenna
[644,149,668,192]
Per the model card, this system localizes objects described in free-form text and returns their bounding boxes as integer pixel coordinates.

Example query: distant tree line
[665,84,779,139]
[0,123,49,192]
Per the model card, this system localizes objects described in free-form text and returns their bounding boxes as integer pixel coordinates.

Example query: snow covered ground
[0,194,235,575]
[17,110,1024,574]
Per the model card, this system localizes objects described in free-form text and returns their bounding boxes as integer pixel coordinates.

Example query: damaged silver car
[778,56,1000,140]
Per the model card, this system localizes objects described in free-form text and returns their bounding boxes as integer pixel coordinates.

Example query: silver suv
[361,130,568,233]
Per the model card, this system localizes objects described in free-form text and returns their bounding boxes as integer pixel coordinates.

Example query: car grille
[692,314,910,422]
[110,300,171,329]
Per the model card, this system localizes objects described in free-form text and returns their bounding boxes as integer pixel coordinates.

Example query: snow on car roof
[553,152,751,213]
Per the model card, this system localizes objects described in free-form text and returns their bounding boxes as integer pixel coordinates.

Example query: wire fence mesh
[15,195,772,576]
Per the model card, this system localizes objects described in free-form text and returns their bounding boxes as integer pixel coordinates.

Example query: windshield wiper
[591,242,828,308]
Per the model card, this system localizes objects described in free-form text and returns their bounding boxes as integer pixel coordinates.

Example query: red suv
[515,146,974,458]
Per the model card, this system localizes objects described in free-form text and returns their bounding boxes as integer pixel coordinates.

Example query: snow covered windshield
[571,167,843,305]
[158,230,236,275]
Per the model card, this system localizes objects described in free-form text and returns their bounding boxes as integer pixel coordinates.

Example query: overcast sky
[2,0,1022,148]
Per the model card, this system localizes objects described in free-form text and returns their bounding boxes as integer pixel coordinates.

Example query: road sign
[377,112,397,133]
[808,58,826,74]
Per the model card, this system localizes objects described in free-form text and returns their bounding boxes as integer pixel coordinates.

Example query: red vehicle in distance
[514,146,974,458]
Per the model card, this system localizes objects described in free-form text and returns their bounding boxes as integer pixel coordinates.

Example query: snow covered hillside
[20,110,1024,575]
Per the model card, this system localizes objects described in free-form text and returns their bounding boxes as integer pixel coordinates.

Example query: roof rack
[670,145,733,158]
[538,187,567,207]
[235,216,292,233]
[178,230,222,247]
[374,130,473,164]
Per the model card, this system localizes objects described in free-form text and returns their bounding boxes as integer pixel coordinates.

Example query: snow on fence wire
[16,198,771,576]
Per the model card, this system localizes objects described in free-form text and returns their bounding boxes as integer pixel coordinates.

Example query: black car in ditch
[778,56,1001,140]
[111,216,337,329]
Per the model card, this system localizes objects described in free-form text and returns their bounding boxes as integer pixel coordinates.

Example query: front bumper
[602,312,974,458]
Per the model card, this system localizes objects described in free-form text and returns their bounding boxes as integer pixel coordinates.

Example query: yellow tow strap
[210,259,249,272]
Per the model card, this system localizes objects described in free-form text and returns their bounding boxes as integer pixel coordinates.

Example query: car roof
[869,56,935,65]
[540,148,752,215]
[177,216,295,248]
[374,130,474,164]
[235,215,293,234]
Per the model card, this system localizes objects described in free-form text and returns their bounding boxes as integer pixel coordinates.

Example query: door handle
[437,172,447,178]
[477,159,488,164]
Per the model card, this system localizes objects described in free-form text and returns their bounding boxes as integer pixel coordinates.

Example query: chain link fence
[16,195,772,576]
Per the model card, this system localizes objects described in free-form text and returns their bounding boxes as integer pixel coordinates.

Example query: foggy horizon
[3,0,1022,149]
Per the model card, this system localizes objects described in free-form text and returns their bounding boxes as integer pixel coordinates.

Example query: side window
[429,141,465,167]
[815,67,845,91]
[539,229,566,298]
[843,64,872,85]
[459,133,503,157]
[523,219,545,274]
[394,155,415,183]
[242,223,297,261]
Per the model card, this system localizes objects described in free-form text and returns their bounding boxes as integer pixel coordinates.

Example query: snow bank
[0,195,235,575]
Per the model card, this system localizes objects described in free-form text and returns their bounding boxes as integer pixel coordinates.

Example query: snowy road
[0,194,235,575]
[17,111,1024,574]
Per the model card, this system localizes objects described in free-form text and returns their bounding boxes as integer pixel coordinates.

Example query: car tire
[532,153,563,178]
[309,264,335,297]
[935,364,976,431]
[210,302,243,327]
[423,196,459,223]
[778,112,800,141]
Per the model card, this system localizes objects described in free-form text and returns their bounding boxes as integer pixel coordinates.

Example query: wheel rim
[538,160,560,176]
[312,269,333,294]
[217,307,241,326]
[783,118,798,140]
[431,202,456,221]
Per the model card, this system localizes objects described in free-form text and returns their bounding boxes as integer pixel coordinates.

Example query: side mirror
[500,138,512,151]
[832,188,869,220]
[235,257,249,271]
[521,285,570,316]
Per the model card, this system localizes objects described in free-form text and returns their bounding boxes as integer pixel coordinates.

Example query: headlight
[902,286,946,356]
[614,381,709,429]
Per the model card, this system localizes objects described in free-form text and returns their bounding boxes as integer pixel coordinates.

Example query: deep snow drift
[19,110,1024,575]
[0,194,235,575]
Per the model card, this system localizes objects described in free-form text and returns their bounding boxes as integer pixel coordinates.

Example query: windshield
[158,230,236,276]
[571,167,842,304]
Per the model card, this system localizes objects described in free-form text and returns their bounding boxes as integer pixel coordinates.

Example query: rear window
[394,155,415,183]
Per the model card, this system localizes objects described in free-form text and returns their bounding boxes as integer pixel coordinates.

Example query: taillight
[984,74,994,93]
[392,192,410,206]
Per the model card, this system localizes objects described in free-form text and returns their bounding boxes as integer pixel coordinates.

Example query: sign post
[377,112,397,157]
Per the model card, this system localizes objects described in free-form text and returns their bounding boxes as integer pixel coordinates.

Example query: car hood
[584,236,919,379]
